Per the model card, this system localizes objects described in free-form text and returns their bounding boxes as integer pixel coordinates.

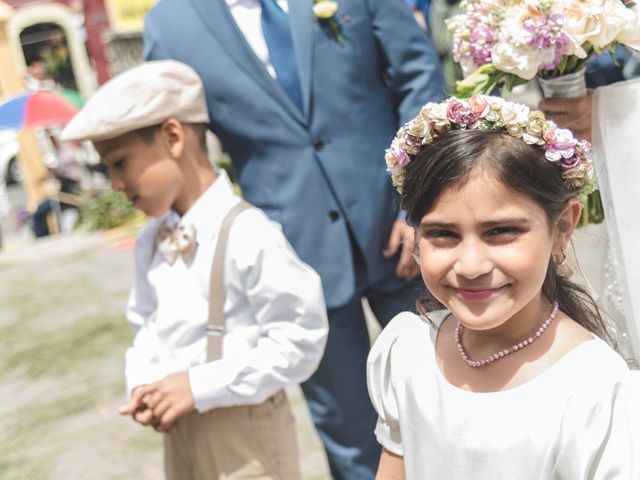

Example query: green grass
[0,312,132,379]
[0,393,97,478]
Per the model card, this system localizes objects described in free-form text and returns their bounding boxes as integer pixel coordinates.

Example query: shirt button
[329,210,340,222]
[313,138,325,151]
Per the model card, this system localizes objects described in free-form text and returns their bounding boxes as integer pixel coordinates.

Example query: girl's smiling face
[417,168,563,331]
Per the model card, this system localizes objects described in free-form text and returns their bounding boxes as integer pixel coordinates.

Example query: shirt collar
[175,169,239,247]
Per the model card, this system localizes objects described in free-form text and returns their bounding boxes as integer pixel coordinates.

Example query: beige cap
[61,60,210,142]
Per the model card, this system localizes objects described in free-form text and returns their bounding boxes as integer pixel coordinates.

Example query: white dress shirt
[225,0,289,80]
[125,170,328,412]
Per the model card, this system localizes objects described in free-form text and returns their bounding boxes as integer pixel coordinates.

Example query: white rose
[313,1,339,19]
[500,15,531,46]
[500,102,531,126]
[557,0,602,56]
[617,4,640,49]
[587,0,634,48]
[560,0,634,52]
[491,40,554,80]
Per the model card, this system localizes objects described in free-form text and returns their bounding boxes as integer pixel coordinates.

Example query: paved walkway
[0,231,330,479]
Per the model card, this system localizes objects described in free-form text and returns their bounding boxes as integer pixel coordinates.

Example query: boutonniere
[312,1,344,45]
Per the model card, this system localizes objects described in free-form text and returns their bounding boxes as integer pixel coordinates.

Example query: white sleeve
[188,209,328,412]
[123,224,163,396]
[366,314,411,456]
[554,370,640,479]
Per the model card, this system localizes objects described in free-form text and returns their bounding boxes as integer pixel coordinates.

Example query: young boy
[61,60,328,479]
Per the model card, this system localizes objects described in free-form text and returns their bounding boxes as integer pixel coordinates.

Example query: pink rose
[469,95,490,117]
[446,100,478,126]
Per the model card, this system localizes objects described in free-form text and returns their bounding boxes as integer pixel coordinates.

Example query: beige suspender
[206,200,253,362]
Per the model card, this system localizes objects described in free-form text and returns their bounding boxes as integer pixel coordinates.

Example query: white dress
[366,311,640,480]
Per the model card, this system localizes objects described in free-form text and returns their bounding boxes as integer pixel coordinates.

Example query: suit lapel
[189,0,306,125]
[289,0,314,121]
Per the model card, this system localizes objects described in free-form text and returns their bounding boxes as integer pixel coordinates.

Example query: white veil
[570,78,640,359]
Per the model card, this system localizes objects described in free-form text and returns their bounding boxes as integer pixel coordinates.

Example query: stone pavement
[0,231,330,479]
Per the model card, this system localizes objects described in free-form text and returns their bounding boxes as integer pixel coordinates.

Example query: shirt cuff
[188,361,237,412]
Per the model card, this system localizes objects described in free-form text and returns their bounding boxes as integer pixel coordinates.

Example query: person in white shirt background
[367,96,640,479]
[61,60,328,480]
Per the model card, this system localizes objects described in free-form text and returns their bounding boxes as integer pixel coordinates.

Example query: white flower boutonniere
[312,1,344,45]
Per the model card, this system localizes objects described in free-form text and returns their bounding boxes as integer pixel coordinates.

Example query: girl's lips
[452,286,505,300]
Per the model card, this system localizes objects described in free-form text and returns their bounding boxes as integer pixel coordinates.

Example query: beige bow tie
[155,223,197,265]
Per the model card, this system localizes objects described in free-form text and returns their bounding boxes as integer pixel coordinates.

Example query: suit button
[329,210,340,222]
[313,138,325,151]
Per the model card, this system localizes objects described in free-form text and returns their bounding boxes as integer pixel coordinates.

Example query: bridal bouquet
[448,0,640,97]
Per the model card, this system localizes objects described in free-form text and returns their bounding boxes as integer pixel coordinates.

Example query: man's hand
[118,373,196,432]
[539,93,593,142]
[383,220,420,281]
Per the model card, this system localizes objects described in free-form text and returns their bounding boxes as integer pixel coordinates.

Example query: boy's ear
[159,118,185,159]
[553,198,582,253]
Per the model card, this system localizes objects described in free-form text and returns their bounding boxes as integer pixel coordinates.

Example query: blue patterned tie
[261,0,304,112]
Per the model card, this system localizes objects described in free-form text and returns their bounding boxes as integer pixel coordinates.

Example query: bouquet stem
[538,68,604,227]
[538,68,588,98]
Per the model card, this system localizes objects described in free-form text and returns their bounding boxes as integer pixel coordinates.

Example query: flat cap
[61,60,210,142]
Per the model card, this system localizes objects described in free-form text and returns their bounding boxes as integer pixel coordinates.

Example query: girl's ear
[553,198,582,253]
[159,118,186,159]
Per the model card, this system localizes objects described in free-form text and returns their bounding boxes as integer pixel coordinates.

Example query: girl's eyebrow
[479,218,531,228]
[420,218,532,229]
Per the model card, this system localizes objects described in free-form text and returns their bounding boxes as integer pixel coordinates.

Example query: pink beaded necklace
[454,302,559,368]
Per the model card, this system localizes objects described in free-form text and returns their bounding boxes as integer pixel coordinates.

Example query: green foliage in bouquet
[79,190,139,231]
[579,190,604,227]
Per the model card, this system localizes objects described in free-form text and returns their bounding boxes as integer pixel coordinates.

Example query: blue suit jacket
[144,0,445,309]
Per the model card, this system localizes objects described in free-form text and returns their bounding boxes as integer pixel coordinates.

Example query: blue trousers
[301,243,423,480]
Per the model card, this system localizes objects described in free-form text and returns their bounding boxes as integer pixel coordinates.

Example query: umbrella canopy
[58,87,84,109]
[0,90,78,131]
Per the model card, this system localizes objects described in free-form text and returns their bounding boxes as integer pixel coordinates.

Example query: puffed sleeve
[367,313,416,456]
[554,369,640,479]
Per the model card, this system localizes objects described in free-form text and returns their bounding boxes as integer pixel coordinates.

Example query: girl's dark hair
[402,129,623,355]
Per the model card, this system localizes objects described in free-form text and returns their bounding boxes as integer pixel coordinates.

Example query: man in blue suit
[144,1,445,478]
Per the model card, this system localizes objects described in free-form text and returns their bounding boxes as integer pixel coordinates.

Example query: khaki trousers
[164,390,301,480]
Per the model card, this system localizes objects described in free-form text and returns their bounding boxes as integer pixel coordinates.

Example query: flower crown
[385,95,595,198]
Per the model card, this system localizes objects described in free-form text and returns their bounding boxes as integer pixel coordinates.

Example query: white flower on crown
[421,102,449,131]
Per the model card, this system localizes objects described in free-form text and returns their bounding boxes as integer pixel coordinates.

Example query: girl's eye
[424,230,459,245]
[425,230,456,239]
[486,226,522,238]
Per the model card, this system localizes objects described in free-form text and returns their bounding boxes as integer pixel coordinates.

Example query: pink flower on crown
[542,127,556,143]
[544,128,579,167]
[402,132,423,155]
[447,100,479,127]
[385,139,411,168]
[469,95,490,118]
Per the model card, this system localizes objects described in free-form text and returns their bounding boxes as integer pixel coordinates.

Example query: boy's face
[94,131,183,217]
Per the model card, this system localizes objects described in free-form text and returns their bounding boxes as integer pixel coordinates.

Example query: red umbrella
[0,90,78,131]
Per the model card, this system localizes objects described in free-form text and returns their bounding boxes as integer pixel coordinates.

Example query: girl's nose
[453,242,493,279]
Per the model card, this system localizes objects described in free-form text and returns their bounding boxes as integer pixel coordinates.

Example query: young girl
[367,95,640,479]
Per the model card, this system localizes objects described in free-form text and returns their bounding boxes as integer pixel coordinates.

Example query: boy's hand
[134,373,196,432]
[118,373,195,432]
[119,384,155,426]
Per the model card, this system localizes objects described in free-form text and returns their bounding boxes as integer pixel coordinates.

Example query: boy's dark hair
[135,122,208,153]
[402,129,631,361]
